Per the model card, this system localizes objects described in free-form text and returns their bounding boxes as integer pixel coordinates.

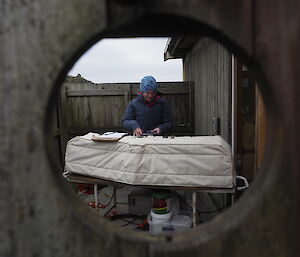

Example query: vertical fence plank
[123,84,131,107]
[57,83,69,163]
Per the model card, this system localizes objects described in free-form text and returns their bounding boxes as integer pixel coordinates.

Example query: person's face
[142,90,156,102]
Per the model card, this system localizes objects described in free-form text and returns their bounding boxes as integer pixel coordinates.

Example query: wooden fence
[53,76,194,163]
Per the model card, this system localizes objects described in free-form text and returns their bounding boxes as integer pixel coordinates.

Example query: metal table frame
[65,173,248,227]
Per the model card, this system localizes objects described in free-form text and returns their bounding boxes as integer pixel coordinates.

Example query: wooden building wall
[183,38,232,141]
[236,67,257,181]
[255,86,267,172]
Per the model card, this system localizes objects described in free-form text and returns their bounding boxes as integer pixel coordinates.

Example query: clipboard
[91,132,127,142]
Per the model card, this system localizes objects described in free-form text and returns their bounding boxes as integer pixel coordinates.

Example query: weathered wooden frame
[1,0,299,256]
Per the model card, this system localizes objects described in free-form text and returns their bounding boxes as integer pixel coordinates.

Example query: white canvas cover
[64,134,234,188]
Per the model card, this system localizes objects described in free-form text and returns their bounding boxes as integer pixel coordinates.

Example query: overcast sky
[68,38,183,83]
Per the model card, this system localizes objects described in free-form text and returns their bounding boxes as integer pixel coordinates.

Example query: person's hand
[150,128,161,135]
[133,127,143,136]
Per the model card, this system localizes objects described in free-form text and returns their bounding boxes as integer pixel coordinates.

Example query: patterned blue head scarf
[139,76,157,92]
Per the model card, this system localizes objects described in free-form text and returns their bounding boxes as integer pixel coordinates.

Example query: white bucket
[147,210,172,234]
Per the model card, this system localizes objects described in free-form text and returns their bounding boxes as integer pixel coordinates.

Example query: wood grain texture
[183,38,232,141]
[2,0,300,256]
[59,80,195,146]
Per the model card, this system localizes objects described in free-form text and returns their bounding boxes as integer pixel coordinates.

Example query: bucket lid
[150,209,172,220]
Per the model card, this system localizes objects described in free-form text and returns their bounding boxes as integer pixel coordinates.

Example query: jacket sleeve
[158,100,172,133]
[121,102,140,131]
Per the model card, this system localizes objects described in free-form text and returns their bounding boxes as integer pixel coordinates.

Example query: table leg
[231,192,235,206]
[192,192,197,227]
[94,184,98,213]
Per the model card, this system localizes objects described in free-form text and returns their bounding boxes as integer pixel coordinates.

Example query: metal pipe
[192,192,197,227]
[94,184,98,212]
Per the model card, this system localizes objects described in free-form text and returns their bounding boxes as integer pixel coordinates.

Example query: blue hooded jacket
[121,94,172,134]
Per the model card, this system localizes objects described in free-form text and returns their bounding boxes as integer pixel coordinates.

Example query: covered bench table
[64,134,245,226]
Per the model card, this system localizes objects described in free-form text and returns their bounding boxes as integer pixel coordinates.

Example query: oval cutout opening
[46,35,270,243]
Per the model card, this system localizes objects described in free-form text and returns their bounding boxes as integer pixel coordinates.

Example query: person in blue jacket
[122,76,172,136]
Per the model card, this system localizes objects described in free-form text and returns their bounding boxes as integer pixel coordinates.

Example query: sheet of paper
[80,132,127,141]
[96,132,127,138]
